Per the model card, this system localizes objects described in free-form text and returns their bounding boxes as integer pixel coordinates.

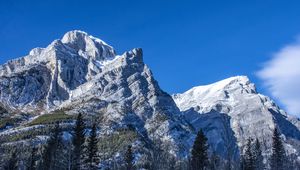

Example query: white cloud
[257,39,300,117]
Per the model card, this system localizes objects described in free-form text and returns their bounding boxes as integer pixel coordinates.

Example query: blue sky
[1,0,300,115]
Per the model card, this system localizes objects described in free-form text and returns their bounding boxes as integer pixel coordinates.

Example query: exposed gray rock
[173,76,300,159]
[0,30,191,157]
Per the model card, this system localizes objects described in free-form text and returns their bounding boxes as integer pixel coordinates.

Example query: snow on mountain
[0,30,191,157]
[173,76,300,159]
[0,31,299,164]
[0,30,119,112]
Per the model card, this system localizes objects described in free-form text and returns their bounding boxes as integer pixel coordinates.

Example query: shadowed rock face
[0,65,51,109]
[181,108,240,161]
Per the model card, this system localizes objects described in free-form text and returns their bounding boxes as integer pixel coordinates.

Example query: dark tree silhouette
[29,147,38,170]
[253,138,264,170]
[125,145,134,170]
[270,128,286,170]
[244,138,254,170]
[72,113,86,170]
[41,122,63,170]
[86,123,98,170]
[191,129,209,170]
[5,150,18,170]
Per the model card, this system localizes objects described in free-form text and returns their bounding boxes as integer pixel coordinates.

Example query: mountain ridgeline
[0,30,299,169]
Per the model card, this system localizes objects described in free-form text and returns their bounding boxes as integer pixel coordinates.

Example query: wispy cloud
[257,39,300,117]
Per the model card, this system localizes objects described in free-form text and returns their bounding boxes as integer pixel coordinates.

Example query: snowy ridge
[173,76,254,112]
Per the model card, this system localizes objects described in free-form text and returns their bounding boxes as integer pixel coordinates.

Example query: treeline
[189,128,299,170]
[0,113,299,170]
[1,113,101,170]
[0,113,138,170]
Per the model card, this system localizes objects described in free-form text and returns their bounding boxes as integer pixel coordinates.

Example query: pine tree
[72,113,86,170]
[86,123,98,170]
[5,150,18,170]
[29,147,38,170]
[41,122,63,170]
[240,154,246,170]
[244,138,254,170]
[190,129,209,170]
[125,145,134,170]
[253,138,264,170]
[270,128,286,170]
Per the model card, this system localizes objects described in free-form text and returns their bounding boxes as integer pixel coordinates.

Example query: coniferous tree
[270,128,286,170]
[253,138,264,170]
[5,150,18,170]
[190,129,209,170]
[29,147,38,170]
[240,154,246,170]
[244,138,254,170]
[125,145,134,170]
[41,122,63,170]
[86,123,98,170]
[72,113,86,170]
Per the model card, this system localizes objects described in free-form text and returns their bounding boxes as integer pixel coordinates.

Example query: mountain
[0,30,191,160]
[173,76,300,161]
[0,31,299,168]
[0,30,116,112]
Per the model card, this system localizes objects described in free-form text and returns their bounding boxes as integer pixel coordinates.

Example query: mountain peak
[172,75,300,161]
[172,75,256,112]
[183,75,254,96]
[61,30,116,60]
[220,75,250,84]
[200,75,250,89]
[61,30,110,47]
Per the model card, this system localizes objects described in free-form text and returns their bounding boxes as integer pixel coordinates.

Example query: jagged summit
[1,31,118,75]
[0,31,143,111]
[62,30,110,46]
[61,30,116,60]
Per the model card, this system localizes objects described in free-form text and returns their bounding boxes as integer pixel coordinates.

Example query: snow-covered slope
[173,76,300,159]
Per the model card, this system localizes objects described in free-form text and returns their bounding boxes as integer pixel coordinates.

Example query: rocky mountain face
[0,31,299,165]
[0,30,116,112]
[173,76,300,160]
[0,30,191,158]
